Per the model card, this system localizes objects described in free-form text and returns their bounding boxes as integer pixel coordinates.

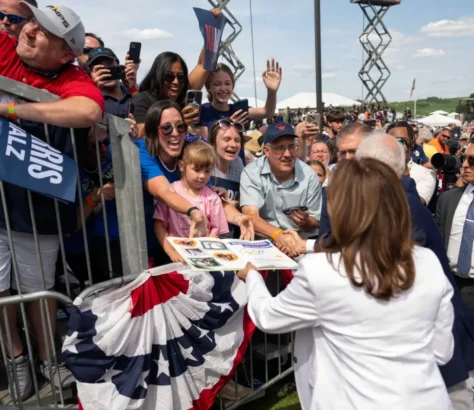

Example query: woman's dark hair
[205,63,235,103]
[323,158,415,300]
[306,160,327,176]
[386,121,415,149]
[144,100,185,158]
[139,52,189,106]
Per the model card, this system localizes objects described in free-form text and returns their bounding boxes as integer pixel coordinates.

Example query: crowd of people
[1,1,474,409]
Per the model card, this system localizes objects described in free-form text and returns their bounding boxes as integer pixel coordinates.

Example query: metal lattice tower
[208,0,245,100]
[354,0,401,105]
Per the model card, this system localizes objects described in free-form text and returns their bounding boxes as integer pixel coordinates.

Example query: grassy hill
[388,97,460,117]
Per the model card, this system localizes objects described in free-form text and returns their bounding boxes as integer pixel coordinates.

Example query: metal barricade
[0,77,295,409]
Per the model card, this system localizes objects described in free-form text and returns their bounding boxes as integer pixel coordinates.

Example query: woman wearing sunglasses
[195,60,283,139]
[0,0,34,38]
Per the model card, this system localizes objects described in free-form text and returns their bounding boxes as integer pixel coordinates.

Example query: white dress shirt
[408,160,437,205]
[447,184,474,277]
[246,246,454,410]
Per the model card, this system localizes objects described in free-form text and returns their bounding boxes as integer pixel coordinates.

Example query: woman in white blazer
[238,158,455,410]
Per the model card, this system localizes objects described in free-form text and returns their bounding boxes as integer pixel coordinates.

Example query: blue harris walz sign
[0,118,77,202]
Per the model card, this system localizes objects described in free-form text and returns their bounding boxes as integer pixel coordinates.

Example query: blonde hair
[182,140,216,169]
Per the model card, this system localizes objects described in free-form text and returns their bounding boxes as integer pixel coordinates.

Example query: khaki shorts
[0,229,59,293]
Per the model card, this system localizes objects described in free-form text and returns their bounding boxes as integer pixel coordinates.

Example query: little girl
[154,140,229,262]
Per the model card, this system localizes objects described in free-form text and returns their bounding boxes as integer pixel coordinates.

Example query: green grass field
[389,98,460,117]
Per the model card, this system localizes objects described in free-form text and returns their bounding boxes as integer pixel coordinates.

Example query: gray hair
[356,133,406,176]
[418,127,433,143]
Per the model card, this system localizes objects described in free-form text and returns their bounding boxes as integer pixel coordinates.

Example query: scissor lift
[352,0,401,105]
[208,0,246,101]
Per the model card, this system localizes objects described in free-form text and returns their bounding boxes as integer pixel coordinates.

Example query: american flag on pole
[410,77,416,98]
[62,263,255,410]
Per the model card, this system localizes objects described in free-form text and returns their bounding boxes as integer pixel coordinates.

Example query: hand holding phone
[108,65,126,81]
[282,206,308,216]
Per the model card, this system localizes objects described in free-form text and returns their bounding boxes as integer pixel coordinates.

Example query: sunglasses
[395,137,409,147]
[441,134,451,139]
[218,119,244,133]
[159,121,186,136]
[88,138,110,151]
[164,72,186,84]
[0,11,28,24]
[83,47,96,55]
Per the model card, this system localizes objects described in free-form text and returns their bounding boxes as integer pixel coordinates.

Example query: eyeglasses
[164,72,186,84]
[268,144,297,155]
[218,119,244,133]
[441,134,451,139]
[338,149,357,157]
[83,47,96,55]
[0,11,28,24]
[88,138,110,151]
[159,121,187,136]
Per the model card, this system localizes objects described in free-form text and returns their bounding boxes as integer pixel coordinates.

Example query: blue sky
[59,0,474,102]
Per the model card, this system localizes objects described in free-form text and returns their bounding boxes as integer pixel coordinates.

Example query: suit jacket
[320,176,474,387]
[246,248,454,410]
[435,185,468,250]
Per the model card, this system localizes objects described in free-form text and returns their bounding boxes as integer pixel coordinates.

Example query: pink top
[154,181,229,238]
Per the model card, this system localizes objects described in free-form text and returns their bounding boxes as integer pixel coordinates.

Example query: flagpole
[414,98,417,119]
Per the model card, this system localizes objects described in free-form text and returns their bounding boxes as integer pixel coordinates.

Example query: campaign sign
[0,118,77,202]
[194,7,227,71]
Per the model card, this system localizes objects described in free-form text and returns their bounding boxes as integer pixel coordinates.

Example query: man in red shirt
[0,3,104,401]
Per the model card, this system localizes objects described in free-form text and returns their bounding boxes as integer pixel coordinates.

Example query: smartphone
[282,206,309,216]
[128,42,141,64]
[306,113,321,127]
[108,65,125,80]
[233,99,249,114]
[185,90,203,108]
[128,102,135,116]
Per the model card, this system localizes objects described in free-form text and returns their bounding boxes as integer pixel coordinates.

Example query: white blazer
[246,246,455,410]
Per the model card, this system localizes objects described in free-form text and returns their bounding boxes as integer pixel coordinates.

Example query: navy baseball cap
[87,47,119,68]
[263,122,298,144]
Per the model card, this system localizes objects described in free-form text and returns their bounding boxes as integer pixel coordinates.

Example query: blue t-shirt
[411,144,429,165]
[135,139,180,250]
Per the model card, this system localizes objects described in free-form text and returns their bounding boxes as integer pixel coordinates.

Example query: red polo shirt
[0,30,104,112]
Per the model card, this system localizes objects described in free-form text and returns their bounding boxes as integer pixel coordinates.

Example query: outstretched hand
[262,59,282,92]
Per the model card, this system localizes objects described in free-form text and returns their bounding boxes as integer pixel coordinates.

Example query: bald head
[356,133,406,176]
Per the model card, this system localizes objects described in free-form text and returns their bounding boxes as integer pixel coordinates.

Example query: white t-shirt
[408,160,437,205]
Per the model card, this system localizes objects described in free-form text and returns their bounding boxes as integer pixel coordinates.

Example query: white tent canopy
[447,112,460,120]
[419,113,461,127]
[429,110,449,116]
[276,92,361,109]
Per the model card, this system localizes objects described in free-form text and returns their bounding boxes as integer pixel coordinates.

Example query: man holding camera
[88,47,139,119]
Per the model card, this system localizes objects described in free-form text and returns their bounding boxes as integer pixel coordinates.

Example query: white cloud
[322,73,336,79]
[124,28,173,41]
[420,17,474,37]
[413,48,445,58]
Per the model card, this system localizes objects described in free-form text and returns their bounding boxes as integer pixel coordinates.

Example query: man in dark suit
[319,134,474,409]
[436,144,474,318]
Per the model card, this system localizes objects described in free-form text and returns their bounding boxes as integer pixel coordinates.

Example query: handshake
[273,229,308,258]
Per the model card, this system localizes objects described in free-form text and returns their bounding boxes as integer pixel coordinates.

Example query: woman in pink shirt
[154,140,229,262]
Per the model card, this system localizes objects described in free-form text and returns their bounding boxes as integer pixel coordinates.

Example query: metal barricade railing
[0,76,295,409]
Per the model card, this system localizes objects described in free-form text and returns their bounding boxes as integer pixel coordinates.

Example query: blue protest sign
[0,118,77,202]
[194,8,227,71]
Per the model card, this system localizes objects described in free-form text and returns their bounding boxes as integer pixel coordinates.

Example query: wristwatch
[186,206,199,217]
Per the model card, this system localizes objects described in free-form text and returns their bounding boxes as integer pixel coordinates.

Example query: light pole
[314,0,323,115]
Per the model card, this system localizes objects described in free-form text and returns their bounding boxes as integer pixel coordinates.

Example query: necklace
[158,154,177,173]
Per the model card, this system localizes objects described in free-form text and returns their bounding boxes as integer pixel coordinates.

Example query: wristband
[128,87,138,94]
[7,103,17,121]
[271,228,283,241]
[86,195,97,208]
[186,206,199,217]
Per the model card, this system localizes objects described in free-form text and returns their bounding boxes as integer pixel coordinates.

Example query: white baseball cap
[20,3,85,57]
